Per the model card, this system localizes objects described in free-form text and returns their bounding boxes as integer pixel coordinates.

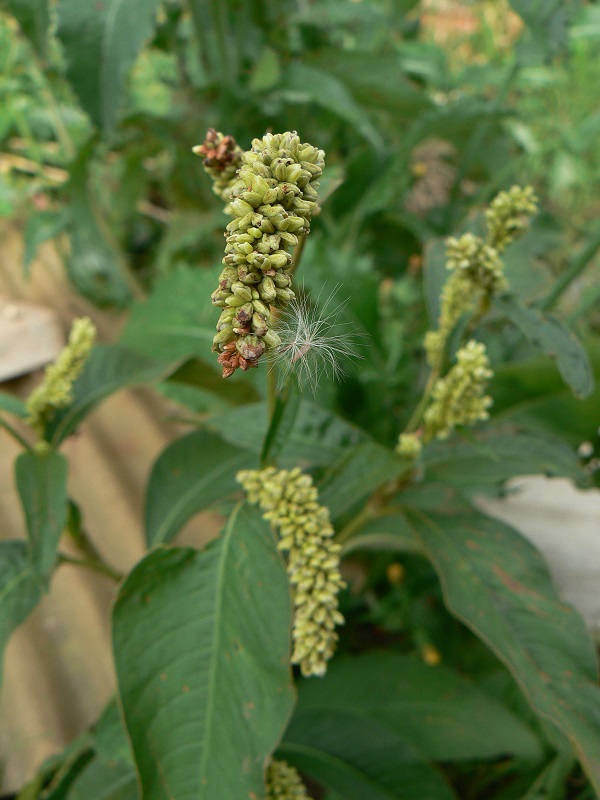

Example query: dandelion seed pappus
[269,285,365,394]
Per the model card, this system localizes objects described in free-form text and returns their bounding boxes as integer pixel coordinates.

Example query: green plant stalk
[0,416,33,451]
[57,552,122,583]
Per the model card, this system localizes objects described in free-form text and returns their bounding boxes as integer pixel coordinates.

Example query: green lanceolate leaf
[56,0,162,133]
[0,391,27,417]
[280,711,457,800]
[23,210,69,273]
[319,441,408,520]
[67,758,137,800]
[422,238,447,326]
[294,652,543,762]
[46,345,178,446]
[422,428,585,496]
[64,147,133,306]
[2,0,50,60]
[0,541,42,684]
[208,400,366,469]
[15,451,69,581]
[113,505,295,800]
[145,429,255,547]
[405,507,600,792]
[494,295,594,398]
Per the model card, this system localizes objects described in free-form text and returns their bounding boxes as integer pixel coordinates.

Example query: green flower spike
[192,128,243,209]
[237,466,344,677]
[423,339,493,440]
[212,132,325,377]
[266,759,310,799]
[424,186,537,370]
[26,317,96,437]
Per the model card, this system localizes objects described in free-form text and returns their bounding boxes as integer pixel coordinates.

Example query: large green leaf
[278,62,385,151]
[113,505,294,800]
[405,507,600,792]
[145,429,255,546]
[120,265,216,362]
[15,450,69,581]
[422,429,584,496]
[490,348,600,449]
[294,652,543,762]
[23,210,70,273]
[64,148,133,306]
[319,441,408,519]
[46,345,178,446]
[509,0,581,63]
[279,711,457,800]
[56,0,162,133]
[68,759,137,800]
[494,295,593,398]
[208,400,366,469]
[2,0,49,59]
[0,391,27,417]
[0,541,42,684]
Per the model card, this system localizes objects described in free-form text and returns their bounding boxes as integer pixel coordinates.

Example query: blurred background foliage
[0,0,598,452]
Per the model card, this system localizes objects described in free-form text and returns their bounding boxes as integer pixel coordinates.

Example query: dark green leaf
[422,238,447,325]
[113,505,294,800]
[65,148,133,306]
[340,513,423,557]
[208,400,366,469]
[520,753,574,800]
[0,391,27,417]
[278,63,385,151]
[294,652,543,762]
[405,507,600,792]
[145,429,255,546]
[280,711,457,800]
[56,0,162,133]
[47,345,178,446]
[490,347,600,449]
[494,295,593,398]
[319,441,407,519]
[93,700,132,766]
[423,429,584,496]
[120,265,216,362]
[509,0,581,63]
[23,210,69,273]
[0,541,42,684]
[15,451,69,581]
[67,758,137,800]
[1,0,49,59]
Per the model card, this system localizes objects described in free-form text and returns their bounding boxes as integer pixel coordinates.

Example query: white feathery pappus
[269,284,366,394]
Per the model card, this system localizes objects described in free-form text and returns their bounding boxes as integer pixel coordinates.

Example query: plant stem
[57,552,123,583]
[403,368,438,435]
[0,417,32,451]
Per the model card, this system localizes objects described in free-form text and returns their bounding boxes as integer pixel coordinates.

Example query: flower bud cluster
[424,186,537,370]
[396,432,423,461]
[26,317,96,435]
[423,340,493,440]
[192,128,243,208]
[212,132,325,377]
[266,759,310,799]
[237,466,344,677]
[486,185,538,252]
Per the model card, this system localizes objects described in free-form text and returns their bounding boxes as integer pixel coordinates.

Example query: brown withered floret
[193,128,241,172]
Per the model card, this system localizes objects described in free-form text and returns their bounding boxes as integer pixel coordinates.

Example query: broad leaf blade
[280,711,457,800]
[57,0,162,133]
[113,505,294,800]
[15,451,69,581]
[64,148,133,306]
[0,541,42,684]
[405,507,600,791]
[495,295,593,398]
[47,345,178,446]
[145,430,255,546]
[295,652,543,762]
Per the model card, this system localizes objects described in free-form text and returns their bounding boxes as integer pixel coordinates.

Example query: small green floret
[26,317,96,436]
[266,759,310,799]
